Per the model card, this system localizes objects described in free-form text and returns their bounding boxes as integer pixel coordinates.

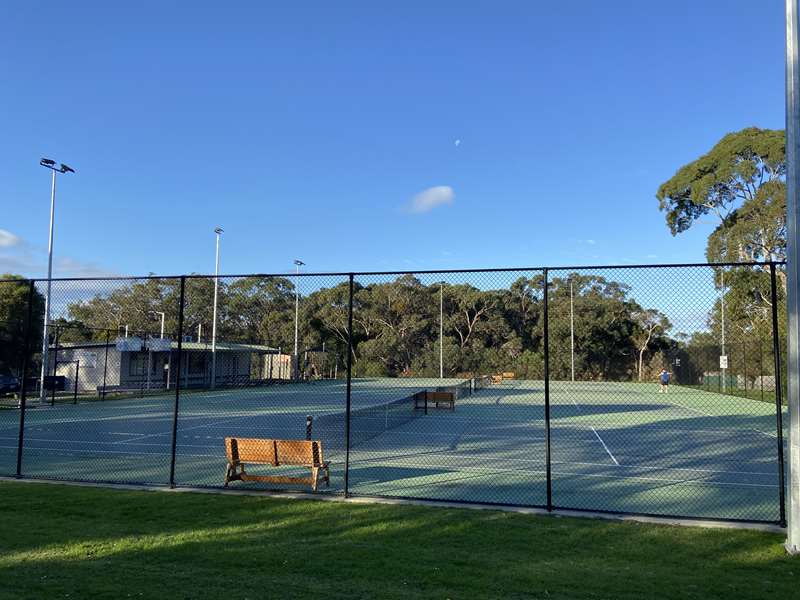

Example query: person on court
[658,368,671,393]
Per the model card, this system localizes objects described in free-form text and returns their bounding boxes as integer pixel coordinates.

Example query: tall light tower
[38,158,75,403]
[293,259,305,380]
[211,227,223,389]
[784,0,800,554]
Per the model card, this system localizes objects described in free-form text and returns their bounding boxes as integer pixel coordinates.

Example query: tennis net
[307,391,424,453]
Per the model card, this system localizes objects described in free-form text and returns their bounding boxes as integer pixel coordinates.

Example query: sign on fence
[719,355,729,369]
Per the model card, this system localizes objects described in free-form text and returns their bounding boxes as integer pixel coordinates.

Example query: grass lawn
[0,482,796,599]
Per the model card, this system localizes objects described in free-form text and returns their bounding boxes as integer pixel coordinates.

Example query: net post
[344,274,354,497]
[543,268,553,511]
[769,263,788,527]
[306,415,313,440]
[169,276,187,488]
[15,280,36,479]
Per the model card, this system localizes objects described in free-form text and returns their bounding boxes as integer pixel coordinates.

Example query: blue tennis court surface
[0,378,785,522]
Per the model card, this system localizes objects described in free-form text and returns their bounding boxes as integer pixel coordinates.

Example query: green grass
[0,482,796,599]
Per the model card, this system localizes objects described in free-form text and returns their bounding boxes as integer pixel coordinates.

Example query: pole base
[786,542,800,555]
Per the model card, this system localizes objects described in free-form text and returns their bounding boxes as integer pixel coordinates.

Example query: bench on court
[491,374,504,384]
[224,437,330,492]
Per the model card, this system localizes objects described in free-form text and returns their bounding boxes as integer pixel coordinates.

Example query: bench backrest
[427,391,454,403]
[502,372,515,379]
[225,437,324,467]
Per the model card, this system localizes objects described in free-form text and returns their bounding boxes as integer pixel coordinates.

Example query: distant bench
[224,437,330,492]
[491,372,515,384]
[412,390,455,411]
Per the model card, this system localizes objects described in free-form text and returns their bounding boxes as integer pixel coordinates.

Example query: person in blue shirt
[658,369,671,393]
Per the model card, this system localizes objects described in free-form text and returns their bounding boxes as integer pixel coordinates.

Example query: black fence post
[543,268,552,511]
[742,341,748,398]
[169,276,187,488]
[760,340,765,402]
[101,329,110,400]
[768,263,787,527]
[344,274,354,498]
[16,280,36,478]
[73,359,80,404]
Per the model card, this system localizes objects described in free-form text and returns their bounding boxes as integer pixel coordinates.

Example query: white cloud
[407,186,455,214]
[585,239,596,245]
[0,229,20,248]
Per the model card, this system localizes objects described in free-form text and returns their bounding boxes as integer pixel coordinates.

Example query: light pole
[211,227,223,389]
[38,158,75,403]
[147,311,165,391]
[439,282,444,379]
[785,0,800,553]
[150,311,165,339]
[293,259,305,380]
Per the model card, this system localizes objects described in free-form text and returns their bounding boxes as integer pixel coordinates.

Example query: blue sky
[0,1,786,278]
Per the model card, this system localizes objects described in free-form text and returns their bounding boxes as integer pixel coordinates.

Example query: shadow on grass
[0,482,796,600]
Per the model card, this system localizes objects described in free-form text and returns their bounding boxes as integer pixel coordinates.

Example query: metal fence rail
[0,262,787,525]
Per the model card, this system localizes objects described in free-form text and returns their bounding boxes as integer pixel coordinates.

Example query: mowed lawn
[0,482,796,599]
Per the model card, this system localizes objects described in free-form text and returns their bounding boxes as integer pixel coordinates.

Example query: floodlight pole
[37,159,73,404]
[721,270,727,392]
[570,279,575,382]
[152,311,165,339]
[211,227,223,389]
[439,282,444,379]
[784,0,800,554]
[293,259,305,380]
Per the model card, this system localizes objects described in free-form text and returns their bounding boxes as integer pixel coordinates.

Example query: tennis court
[0,377,785,522]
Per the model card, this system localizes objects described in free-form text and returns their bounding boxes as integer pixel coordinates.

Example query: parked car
[0,374,20,395]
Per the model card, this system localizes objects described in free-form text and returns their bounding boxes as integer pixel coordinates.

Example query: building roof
[51,339,279,353]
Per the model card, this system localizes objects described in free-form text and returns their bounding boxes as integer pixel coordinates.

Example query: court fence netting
[0,261,789,525]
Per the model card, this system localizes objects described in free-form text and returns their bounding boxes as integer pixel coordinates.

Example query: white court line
[568,397,619,466]
[348,449,778,478]
[110,416,247,445]
[589,427,619,465]
[1,445,778,487]
[3,436,778,479]
[659,396,778,440]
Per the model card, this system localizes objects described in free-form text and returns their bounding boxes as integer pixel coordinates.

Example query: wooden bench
[426,391,455,410]
[502,372,515,381]
[224,437,330,492]
[491,374,504,384]
[412,390,455,411]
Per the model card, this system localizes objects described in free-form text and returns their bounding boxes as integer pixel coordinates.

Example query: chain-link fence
[0,262,787,524]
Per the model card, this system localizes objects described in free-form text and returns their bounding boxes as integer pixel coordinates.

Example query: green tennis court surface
[0,378,785,522]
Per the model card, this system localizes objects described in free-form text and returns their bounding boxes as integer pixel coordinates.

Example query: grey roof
[51,339,278,353]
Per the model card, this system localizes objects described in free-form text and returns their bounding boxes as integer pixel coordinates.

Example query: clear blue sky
[0,1,786,278]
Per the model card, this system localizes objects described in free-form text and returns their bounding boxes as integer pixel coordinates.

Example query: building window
[188,352,206,375]
[129,353,147,376]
